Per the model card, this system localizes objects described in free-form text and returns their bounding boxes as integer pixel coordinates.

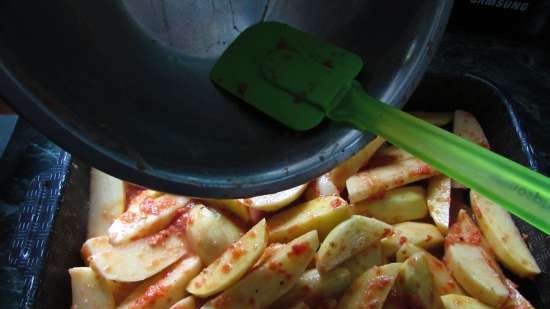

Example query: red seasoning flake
[383,228,393,238]
[399,236,407,245]
[119,211,139,224]
[410,165,433,177]
[130,283,167,309]
[221,263,232,273]
[330,198,343,208]
[230,245,247,261]
[425,234,433,242]
[288,243,310,257]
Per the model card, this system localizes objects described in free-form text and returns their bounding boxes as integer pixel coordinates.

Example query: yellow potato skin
[268,196,352,243]
[440,295,495,309]
[426,175,451,234]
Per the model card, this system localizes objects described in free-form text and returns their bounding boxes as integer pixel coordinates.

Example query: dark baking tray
[35,73,549,308]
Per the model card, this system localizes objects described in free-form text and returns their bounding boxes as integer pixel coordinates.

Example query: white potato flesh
[108,193,189,245]
[426,175,451,234]
[401,252,463,309]
[69,267,115,309]
[169,296,197,309]
[503,279,535,309]
[340,243,383,279]
[347,158,439,203]
[411,111,453,127]
[202,199,250,221]
[352,186,428,224]
[395,243,427,263]
[337,263,402,309]
[316,215,391,273]
[444,243,508,307]
[187,219,268,297]
[440,295,495,309]
[88,169,126,239]
[272,267,351,308]
[268,196,352,243]
[117,256,201,309]
[185,204,243,264]
[381,222,443,259]
[470,191,540,278]
[241,184,308,212]
[104,280,139,305]
[85,224,189,282]
[203,231,319,309]
[304,174,340,200]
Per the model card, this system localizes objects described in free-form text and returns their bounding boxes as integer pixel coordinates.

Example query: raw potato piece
[337,263,402,309]
[268,196,352,243]
[341,243,383,279]
[169,296,197,309]
[444,243,508,307]
[440,295,495,309]
[187,219,268,297]
[347,158,439,203]
[88,169,126,238]
[369,145,414,167]
[304,174,340,200]
[104,280,139,305]
[503,279,535,309]
[241,184,308,211]
[202,199,250,221]
[352,186,428,224]
[84,222,189,282]
[426,175,451,234]
[203,231,319,309]
[381,222,443,258]
[109,194,190,244]
[470,191,540,278]
[272,267,351,308]
[316,215,391,273]
[401,252,463,309]
[69,267,115,309]
[118,256,201,309]
[186,204,243,264]
[395,243,427,263]
[411,111,453,127]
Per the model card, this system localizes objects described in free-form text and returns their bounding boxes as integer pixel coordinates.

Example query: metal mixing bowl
[0,0,453,197]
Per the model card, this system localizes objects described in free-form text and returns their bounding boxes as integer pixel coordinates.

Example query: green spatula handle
[329,81,550,234]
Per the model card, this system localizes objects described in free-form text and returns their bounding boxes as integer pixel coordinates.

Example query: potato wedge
[291,302,311,309]
[411,111,453,127]
[109,194,189,245]
[381,222,443,259]
[395,243,426,263]
[69,267,115,309]
[241,184,308,212]
[186,204,243,264]
[268,196,352,243]
[88,169,126,238]
[426,175,451,234]
[337,263,402,309]
[440,295,495,309]
[169,296,197,309]
[341,243,383,279]
[347,158,439,203]
[187,219,268,297]
[444,243,507,307]
[202,199,250,221]
[470,191,540,278]
[503,279,535,309]
[85,218,189,282]
[352,186,428,224]
[401,252,463,309]
[316,216,391,273]
[104,280,138,305]
[203,231,319,309]
[304,174,340,200]
[271,267,351,308]
[368,145,414,168]
[118,256,201,309]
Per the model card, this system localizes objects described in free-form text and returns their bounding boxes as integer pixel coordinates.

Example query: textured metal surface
[0,0,453,197]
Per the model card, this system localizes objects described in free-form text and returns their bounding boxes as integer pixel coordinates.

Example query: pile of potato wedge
[71,110,541,309]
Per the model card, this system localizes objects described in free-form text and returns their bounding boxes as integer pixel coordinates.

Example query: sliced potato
[187,219,268,297]
[241,184,308,212]
[395,243,426,263]
[401,252,463,309]
[304,174,340,200]
[169,296,197,309]
[347,158,439,203]
[316,215,391,273]
[440,295,495,309]
[118,256,201,309]
[368,145,415,168]
[352,186,428,224]
[186,204,243,264]
[426,175,451,234]
[341,243,383,279]
[69,267,115,309]
[470,191,540,278]
[203,231,319,309]
[88,169,126,238]
[503,279,535,309]
[104,280,138,305]
[85,224,189,282]
[444,243,508,307]
[202,199,250,221]
[290,302,311,309]
[271,267,351,308]
[108,194,189,245]
[445,210,496,264]
[381,222,443,259]
[411,111,453,127]
[268,196,352,243]
[314,299,338,309]
[337,263,402,309]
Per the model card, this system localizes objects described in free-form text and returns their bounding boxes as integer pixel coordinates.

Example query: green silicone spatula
[211,22,550,234]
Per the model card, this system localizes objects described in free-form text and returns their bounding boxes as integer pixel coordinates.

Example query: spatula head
[211,22,363,131]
